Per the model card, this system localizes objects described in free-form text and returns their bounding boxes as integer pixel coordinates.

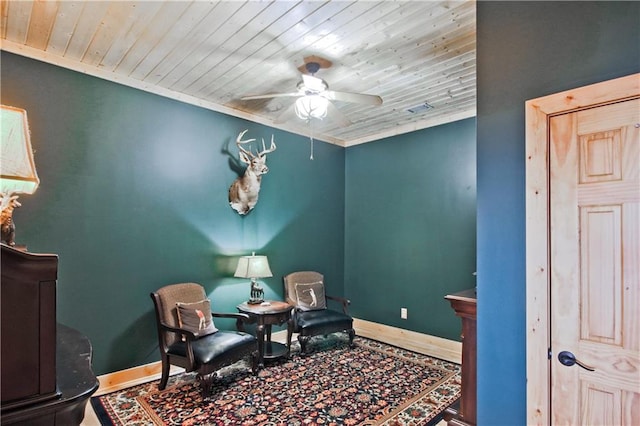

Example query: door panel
[550,99,639,425]
[580,204,621,346]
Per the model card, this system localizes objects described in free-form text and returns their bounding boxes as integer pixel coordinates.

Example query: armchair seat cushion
[296,309,353,333]
[167,330,256,365]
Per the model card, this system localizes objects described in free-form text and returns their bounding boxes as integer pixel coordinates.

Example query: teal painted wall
[1,52,346,375]
[345,119,476,340]
[476,2,640,424]
[1,51,477,376]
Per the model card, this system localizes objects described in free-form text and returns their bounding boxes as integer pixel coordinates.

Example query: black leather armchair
[283,271,355,355]
[150,282,258,398]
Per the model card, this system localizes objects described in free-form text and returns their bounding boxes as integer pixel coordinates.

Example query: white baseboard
[94,318,461,396]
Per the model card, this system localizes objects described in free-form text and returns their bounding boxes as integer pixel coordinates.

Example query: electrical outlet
[401,307,408,319]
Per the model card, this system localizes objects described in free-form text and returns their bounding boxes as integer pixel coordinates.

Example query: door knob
[557,351,595,371]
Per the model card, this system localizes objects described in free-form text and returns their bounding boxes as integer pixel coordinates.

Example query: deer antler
[258,134,276,156]
[236,129,257,158]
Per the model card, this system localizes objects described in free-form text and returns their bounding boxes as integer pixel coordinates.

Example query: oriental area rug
[91,335,460,426]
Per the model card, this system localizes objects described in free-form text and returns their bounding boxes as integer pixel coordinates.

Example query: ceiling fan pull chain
[309,119,314,160]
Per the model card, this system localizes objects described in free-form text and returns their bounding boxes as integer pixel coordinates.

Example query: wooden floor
[81,403,101,426]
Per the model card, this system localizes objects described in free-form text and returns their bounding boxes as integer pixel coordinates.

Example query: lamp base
[249,279,264,305]
[1,194,20,247]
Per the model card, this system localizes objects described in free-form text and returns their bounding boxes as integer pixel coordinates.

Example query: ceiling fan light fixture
[295,95,328,120]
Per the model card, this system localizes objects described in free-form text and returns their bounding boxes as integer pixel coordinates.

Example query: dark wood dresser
[1,244,99,425]
[444,288,477,426]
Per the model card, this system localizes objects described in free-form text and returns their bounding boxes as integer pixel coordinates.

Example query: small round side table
[236,300,293,368]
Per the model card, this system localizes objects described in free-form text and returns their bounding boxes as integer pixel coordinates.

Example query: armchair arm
[158,321,198,367]
[212,312,251,321]
[326,294,351,314]
[211,311,252,332]
[158,321,198,340]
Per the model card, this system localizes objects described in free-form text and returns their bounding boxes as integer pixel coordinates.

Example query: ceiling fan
[241,56,383,127]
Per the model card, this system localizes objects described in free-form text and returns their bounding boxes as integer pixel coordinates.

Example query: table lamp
[1,105,40,247]
[234,252,272,304]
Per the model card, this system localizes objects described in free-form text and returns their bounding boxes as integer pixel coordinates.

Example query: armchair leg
[298,335,310,355]
[197,372,215,399]
[158,358,170,390]
[251,351,259,375]
[347,329,355,347]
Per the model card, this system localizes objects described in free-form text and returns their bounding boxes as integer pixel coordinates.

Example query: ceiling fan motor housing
[305,62,321,75]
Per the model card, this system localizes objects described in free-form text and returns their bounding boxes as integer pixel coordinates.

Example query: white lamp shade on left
[0,105,39,195]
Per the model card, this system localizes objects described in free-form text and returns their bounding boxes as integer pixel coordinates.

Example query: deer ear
[238,151,251,164]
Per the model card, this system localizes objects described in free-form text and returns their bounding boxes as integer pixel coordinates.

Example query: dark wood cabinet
[1,244,59,407]
[445,289,477,426]
[2,325,99,425]
[1,244,98,425]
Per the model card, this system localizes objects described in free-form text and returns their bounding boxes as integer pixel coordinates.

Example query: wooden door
[549,98,639,424]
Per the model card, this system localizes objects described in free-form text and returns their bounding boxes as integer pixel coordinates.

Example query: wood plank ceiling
[0,1,476,146]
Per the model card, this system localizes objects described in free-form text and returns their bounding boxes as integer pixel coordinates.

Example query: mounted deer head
[228,130,276,215]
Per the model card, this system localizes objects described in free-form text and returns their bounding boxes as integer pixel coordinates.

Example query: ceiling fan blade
[325,101,351,127]
[324,90,383,105]
[241,92,301,101]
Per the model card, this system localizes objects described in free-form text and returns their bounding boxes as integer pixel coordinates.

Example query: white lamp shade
[1,105,39,195]
[295,95,328,120]
[234,254,273,279]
